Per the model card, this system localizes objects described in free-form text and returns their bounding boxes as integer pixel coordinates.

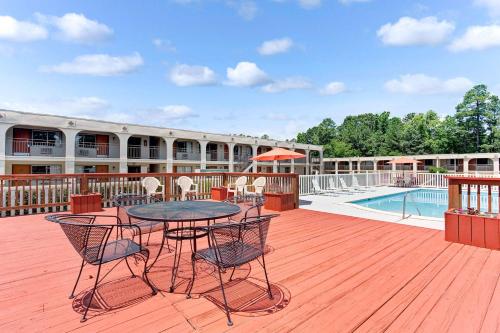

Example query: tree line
[296,85,500,158]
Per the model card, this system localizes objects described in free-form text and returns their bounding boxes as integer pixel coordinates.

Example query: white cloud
[263,112,293,120]
[226,61,270,87]
[449,25,500,52]
[36,13,112,43]
[158,105,198,120]
[384,74,473,94]
[41,53,144,76]
[299,0,321,9]
[339,0,371,4]
[0,15,47,42]
[475,0,500,17]
[226,1,258,20]
[258,37,293,55]
[153,38,176,52]
[170,64,217,86]
[262,77,312,93]
[377,16,454,46]
[320,82,346,95]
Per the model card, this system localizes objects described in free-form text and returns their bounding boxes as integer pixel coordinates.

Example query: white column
[228,143,235,172]
[164,137,175,173]
[273,160,278,173]
[199,140,208,170]
[140,165,148,173]
[117,133,130,173]
[319,150,324,174]
[62,129,79,174]
[463,157,469,174]
[413,162,418,174]
[348,160,352,173]
[391,160,397,171]
[0,123,10,175]
[436,157,440,168]
[493,155,499,176]
[305,149,310,175]
[335,160,339,174]
[373,159,377,172]
[252,145,259,173]
[291,149,295,174]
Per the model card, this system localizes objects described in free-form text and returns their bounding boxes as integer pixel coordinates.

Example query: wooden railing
[0,172,299,217]
[447,176,500,213]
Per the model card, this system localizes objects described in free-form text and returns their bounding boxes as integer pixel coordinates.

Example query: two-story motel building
[0,110,324,176]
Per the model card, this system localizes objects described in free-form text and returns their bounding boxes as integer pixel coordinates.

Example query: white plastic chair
[176,176,199,201]
[142,177,165,200]
[227,176,247,200]
[245,177,266,197]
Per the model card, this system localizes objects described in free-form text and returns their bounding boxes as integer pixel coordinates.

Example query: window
[31,165,62,174]
[32,130,62,144]
[77,134,96,145]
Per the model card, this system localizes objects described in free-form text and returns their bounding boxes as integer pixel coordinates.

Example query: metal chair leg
[81,263,103,322]
[261,254,273,299]
[124,256,136,277]
[69,259,85,299]
[229,267,236,281]
[216,266,233,326]
[141,252,157,295]
[186,254,196,298]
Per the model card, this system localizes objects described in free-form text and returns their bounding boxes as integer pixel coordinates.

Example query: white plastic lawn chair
[142,177,165,200]
[176,176,199,201]
[227,176,247,201]
[245,177,266,198]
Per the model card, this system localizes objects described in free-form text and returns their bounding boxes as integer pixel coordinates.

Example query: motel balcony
[6,138,65,157]
[127,145,165,160]
[75,142,120,158]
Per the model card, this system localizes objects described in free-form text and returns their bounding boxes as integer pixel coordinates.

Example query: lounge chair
[312,178,337,195]
[352,176,374,192]
[338,178,359,194]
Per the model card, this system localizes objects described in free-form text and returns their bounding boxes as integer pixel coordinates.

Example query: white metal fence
[299,171,498,195]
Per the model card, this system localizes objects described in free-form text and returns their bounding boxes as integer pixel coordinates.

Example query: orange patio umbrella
[387,157,422,175]
[251,147,306,172]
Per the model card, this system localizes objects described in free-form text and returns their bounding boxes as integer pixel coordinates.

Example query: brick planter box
[445,209,500,250]
[264,192,295,212]
[70,193,103,214]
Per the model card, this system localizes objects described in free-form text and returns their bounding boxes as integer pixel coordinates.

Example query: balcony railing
[175,151,201,160]
[75,142,119,158]
[127,145,142,159]
[234,154,252,163]
[9,138,65,157]
[469,164,494,172]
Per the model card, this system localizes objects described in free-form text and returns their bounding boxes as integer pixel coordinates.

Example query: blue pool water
[352,189,499,218]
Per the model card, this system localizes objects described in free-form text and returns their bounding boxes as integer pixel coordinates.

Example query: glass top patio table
[126,200,241,222]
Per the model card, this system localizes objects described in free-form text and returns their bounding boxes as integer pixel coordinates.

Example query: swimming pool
[351,189,499,218]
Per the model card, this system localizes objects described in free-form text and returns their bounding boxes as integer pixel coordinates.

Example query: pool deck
[2,207,500,332]
[300,186,445,230]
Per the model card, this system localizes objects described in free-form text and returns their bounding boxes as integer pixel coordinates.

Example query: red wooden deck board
[0,208,499,332]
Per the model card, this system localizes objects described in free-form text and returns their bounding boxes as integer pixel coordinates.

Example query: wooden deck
[1,208,500,332]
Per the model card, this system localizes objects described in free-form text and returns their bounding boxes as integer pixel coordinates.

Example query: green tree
[296,118,337,146]
[455,84,497,152]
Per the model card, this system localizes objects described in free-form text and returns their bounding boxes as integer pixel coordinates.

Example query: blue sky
[1,0,500,139]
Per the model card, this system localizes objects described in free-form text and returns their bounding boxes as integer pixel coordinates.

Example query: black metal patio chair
[188,214,278,326]
[222,194,265,223]
[46,214,157,322]
[113,194,166,246]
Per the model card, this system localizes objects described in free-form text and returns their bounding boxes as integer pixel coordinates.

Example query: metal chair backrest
[113,194,159,225]
[176,176,194,201]
[47,214,112,264]
[209,214,276,267]
[252,177,266,194]
[142,177,161,196]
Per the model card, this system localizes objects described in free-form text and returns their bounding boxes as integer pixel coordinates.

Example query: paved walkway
[300,186,445,230]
